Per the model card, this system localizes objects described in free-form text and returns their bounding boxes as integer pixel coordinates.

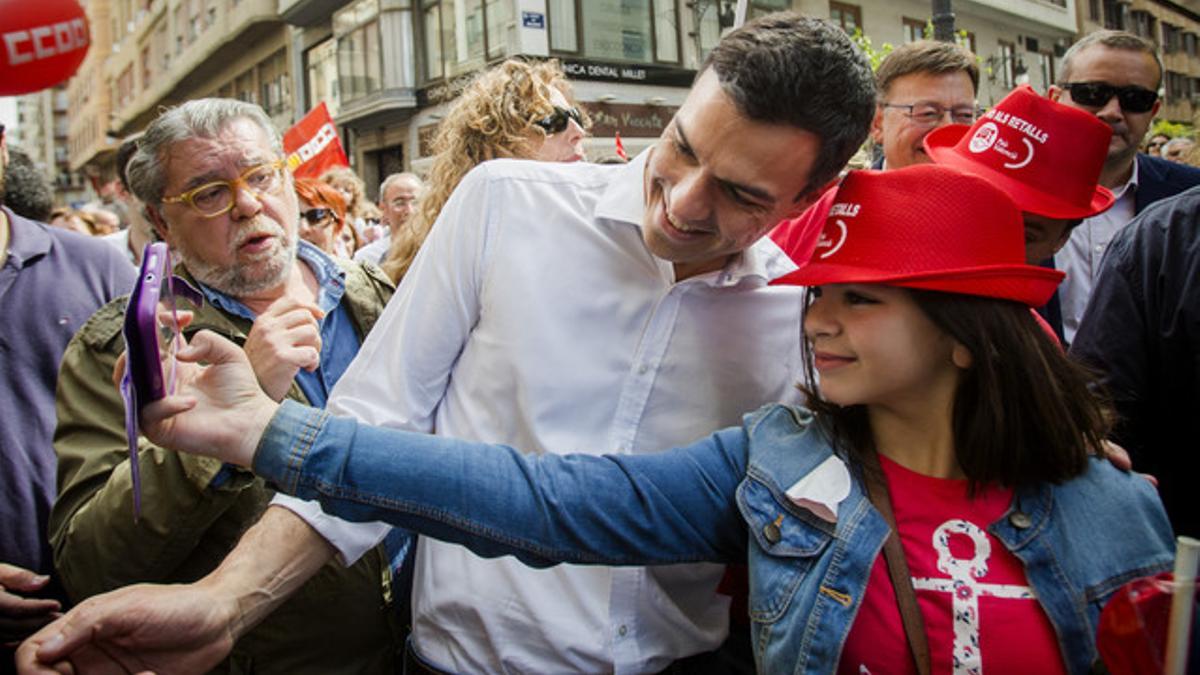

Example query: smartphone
[120,242,202,519]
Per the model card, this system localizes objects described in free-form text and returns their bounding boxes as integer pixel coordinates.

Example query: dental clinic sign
[0,0,90,95]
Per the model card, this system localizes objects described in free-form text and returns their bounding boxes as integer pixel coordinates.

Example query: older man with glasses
[870,40,980,170]
[1047,30,1200,344]
[46,98,404,673]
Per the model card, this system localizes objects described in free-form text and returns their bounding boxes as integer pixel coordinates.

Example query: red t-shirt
[838,455,1068,674]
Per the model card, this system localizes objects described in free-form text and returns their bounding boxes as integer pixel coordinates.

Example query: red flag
[283,103,349,179]
[614,131,628,161]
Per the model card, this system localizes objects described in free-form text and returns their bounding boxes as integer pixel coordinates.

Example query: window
[956,31,976,54]
[306,37,340,116]
[336,0,383,96]
[1102,0,1126,30]
[141,45,151,89]
[258,49,290,117]
[1038,52,1054,91]
[235,69,257,105]
[694,0,781,61]
[1088,0,1100,22]
[829,1,862,34]
[422,0,513,80]
[1166,70,1188,100]
[547,0,680,65]
[1185,32,1198,58]
[1130,11,1155,41]
[902,17,926,43]
[997,41,1015,89]
[1162,23,1182,53]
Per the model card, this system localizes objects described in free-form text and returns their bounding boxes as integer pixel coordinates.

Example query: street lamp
[932,0,956,42]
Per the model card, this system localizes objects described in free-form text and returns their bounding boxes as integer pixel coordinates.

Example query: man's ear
[869,105,885,146]
[146,205,172,243]
[1047,85,1064,103]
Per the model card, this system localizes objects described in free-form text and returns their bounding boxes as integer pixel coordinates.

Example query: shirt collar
[2,206,53,269]
[1110,157,1140,201]
[199,240,346,321]
[591,151,798,286]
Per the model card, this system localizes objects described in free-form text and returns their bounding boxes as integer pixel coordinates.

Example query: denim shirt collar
[198,240,346,320]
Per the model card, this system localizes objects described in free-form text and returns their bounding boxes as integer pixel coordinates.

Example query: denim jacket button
[1009,511,1032,529]
[764,521,782,544]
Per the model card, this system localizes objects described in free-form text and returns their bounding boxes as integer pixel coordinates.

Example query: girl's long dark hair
[800,288,1112,493]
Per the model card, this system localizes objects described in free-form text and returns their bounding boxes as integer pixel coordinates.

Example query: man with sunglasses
[46,99,405,672]
[1047,30,1200,343]
[0,121,135,662]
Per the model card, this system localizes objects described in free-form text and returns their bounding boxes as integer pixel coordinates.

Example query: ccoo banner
[283,102,349,179]
[0,0,91,96]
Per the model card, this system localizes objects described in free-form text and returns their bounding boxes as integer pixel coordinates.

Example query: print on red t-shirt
[838,455,1068,675]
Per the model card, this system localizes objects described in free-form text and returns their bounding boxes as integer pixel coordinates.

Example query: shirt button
[617,625,628,637]
[1009,511,1033,529]
[637,364,649,375]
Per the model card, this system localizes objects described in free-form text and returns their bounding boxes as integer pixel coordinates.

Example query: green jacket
[50,259,401,674]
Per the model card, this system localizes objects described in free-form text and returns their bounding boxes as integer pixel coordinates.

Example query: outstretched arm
[142,330,749,567]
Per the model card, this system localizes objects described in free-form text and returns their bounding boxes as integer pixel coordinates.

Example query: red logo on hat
[969,123,999,153]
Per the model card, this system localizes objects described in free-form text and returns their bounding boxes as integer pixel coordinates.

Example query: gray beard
[178,229,298,297]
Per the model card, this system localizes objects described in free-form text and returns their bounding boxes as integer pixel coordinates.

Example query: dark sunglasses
[300,207,333,225]
[1062,82,1158,113]
[534,106,583,134]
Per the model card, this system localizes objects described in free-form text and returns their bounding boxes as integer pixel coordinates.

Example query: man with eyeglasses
[46,99,405,672]
[0,120,135,663]
[1047,29,1200,343]
[353,172,423,266]
[870,40,980,170]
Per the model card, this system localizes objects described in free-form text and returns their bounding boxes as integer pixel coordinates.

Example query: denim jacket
[257,401,1175,674]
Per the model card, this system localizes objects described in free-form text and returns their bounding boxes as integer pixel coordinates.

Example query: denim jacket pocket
[738,473,835,623]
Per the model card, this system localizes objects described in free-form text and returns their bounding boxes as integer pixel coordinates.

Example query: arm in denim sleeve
[255,400,749,567]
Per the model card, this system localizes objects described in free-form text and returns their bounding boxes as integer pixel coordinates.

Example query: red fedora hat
[923,84,1114,220]
[781,166,1064,307]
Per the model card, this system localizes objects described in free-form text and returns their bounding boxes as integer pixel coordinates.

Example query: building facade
[56,0,1200,204]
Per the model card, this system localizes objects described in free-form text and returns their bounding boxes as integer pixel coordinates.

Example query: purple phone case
[121,242,202,520]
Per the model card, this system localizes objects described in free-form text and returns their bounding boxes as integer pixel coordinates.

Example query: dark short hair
[2,147,55,221]
[876,40,980,98]
[700,12,876,197]
[801,289,1109,492]
[1059,30,1163,90]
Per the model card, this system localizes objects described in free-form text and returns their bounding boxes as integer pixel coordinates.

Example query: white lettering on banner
[288,123,339,169]
[3,18,88,66]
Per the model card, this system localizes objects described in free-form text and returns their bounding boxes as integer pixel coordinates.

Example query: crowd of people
[0,12,1195,675]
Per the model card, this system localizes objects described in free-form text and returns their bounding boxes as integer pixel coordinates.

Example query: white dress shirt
[1054,161,1138,344]
[278,153,806,674]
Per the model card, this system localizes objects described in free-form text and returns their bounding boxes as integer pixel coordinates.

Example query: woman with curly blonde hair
[381,58,587,283]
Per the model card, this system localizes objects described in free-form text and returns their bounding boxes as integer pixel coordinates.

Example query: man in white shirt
[353,172,422,266]
[15,13,877,675]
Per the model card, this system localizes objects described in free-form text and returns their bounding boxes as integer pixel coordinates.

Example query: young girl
[129,165,1175,674]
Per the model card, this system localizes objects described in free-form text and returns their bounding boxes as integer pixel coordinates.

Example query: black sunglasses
[1062,82,1158,113]
[534,106,583,134]
[300,207,333,225]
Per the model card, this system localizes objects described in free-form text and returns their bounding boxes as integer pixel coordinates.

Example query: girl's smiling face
[803,284,970,411]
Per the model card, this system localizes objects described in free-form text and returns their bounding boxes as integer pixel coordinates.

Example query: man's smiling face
[641,70,823,280]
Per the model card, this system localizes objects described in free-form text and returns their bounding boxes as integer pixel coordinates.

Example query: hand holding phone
[120,242,202,519]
